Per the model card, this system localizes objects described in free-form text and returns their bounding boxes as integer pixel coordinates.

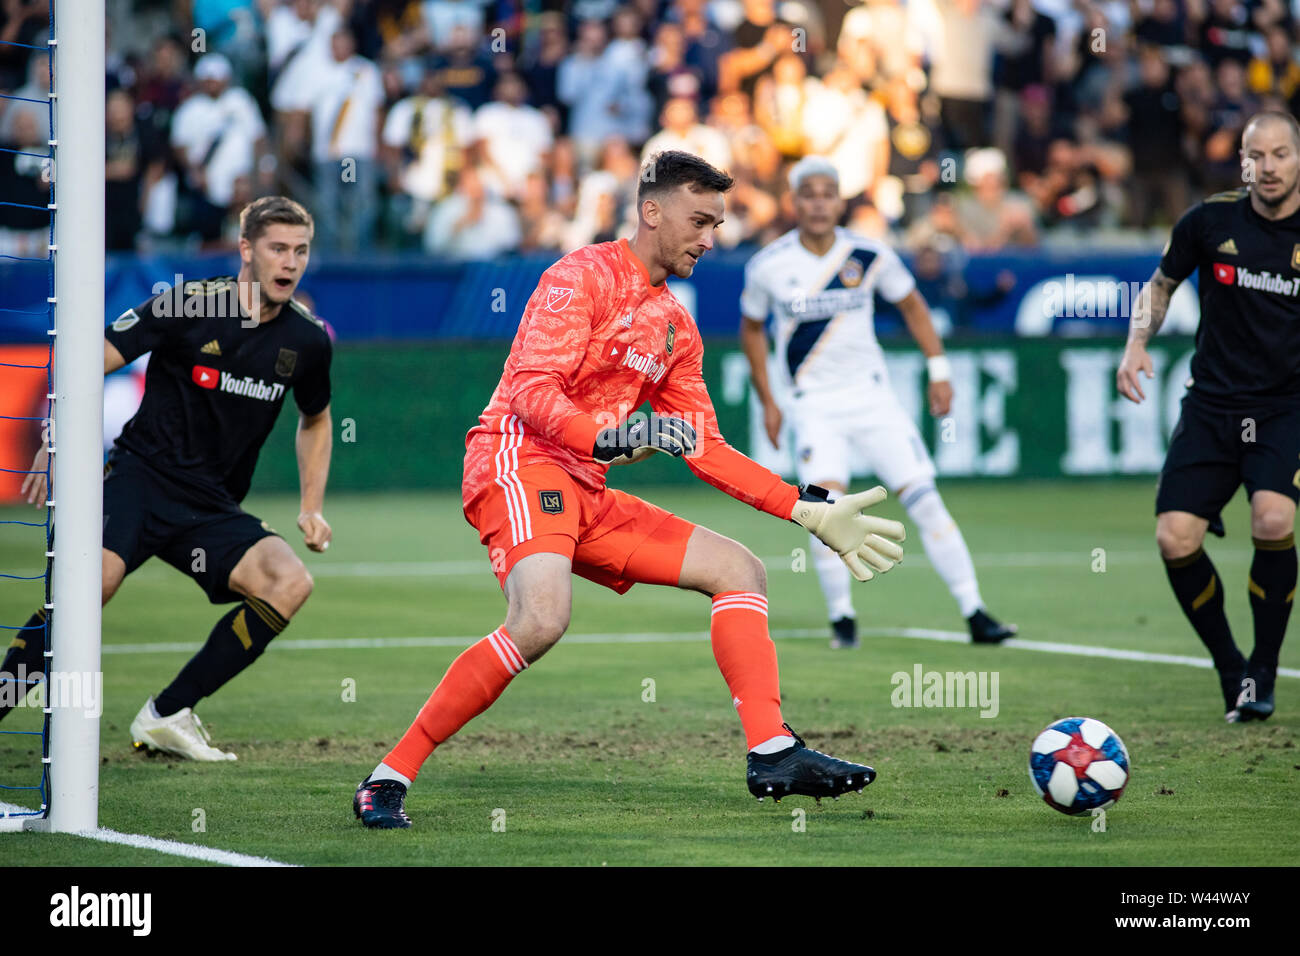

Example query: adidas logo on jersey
[620,346,668,383]
[1216,238,1238,255]
[618,312,634,328]
[200,339,222,355]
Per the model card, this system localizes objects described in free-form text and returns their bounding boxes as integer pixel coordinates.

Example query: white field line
[0,801,294,866]
[99,627,1300,679]
[102,549,1264,582]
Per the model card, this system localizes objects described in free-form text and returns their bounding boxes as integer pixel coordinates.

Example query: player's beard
[1254,170,1300,208]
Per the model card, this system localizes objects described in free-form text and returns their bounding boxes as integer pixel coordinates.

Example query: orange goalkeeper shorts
[463,461,695,593]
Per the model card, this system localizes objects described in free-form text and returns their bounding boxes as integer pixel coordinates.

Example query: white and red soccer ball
[1029,717,1130,815]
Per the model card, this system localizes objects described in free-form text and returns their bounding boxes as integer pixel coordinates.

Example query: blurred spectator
[0,49,49,143]
[517,170,567,251]
[883,75,946,222]
[670,0,726,100]
[380,68,472,241]
[349,0,430,61]
[719,0,792,98]
[423,163,521,259]
[753,52,812,157]
[1123,44,1189,227]
[0,108,47,257]
[558,19,629,165]
[1197,0,1255,69]
[992,0,1056,158]
[473,71,553,202]
[0,0,46,90]
[838,0,923,90]
[954,147,1039,250]
[171,53,268,245]
[269,0,342,113]
[424,0,486,53]
[1011,83,1056,180]
[106,89,165,252]
[803,61,890,203]
[641,96,731,173]
[429,24,495,109]
[1247,24,1300,105]
[925,0,1011,151]
[310,27,384,252]
[518,11,568,120]
[603,5,655,144]
[648,21,705,122]
[1201,57,1259,192]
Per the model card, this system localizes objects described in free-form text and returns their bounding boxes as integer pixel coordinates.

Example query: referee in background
[1118,111,1300,723]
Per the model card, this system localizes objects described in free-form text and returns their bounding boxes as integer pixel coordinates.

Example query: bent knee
[1251,510,1295,542]
[505,608,569,659]
[1155,523,1203,561]
[715,544,766,596]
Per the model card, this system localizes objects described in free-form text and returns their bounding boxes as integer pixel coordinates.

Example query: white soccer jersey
[740,227,916,397]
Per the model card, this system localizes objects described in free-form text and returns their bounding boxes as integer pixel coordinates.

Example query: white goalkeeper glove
[790,484,906,582]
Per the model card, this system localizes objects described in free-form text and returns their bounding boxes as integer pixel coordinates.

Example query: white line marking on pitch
[100,629,1300,679]
[111,548,1265,582]
[0,801,294,866]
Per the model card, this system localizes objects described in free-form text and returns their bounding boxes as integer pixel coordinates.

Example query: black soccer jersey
[1160,187,1300,407]
[105,276,332,505]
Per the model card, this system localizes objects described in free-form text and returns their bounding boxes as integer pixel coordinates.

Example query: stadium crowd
[1,0,1298,259]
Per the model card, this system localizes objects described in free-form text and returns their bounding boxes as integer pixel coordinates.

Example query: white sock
[901,482,983,618]
[369,761,412,787]
[809,533,855,621]
[750,735,797,755]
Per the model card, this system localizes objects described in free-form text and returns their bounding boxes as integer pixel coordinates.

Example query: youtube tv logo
[1213,263,1235,285]
[192,365,218,389]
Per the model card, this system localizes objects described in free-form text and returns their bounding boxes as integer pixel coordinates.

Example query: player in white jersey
[740,156,1016,647]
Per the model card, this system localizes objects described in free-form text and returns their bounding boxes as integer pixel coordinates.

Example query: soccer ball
[1029,717,1130,816]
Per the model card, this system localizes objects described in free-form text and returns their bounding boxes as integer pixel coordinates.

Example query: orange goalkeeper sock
[383,627,527,781]
[710,591,787,750]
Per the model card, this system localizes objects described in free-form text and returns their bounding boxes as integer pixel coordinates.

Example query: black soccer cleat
[829,616,858,649]
[354,776,412,829]
[1219,660,1248,716]
[746,724,876,803]
[1236,690,1275,721]
[969,608,1017,644]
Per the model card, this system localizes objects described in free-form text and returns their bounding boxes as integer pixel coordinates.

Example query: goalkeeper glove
[593,414,697,464]
[790,483,906,582]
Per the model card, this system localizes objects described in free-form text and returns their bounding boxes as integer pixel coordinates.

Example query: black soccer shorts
[102,449,278,603]
[1155,394,1300,522]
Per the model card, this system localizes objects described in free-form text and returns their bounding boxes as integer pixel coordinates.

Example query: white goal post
[43,0,105,833]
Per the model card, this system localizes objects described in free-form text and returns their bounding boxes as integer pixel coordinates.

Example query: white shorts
[788,388,936,492]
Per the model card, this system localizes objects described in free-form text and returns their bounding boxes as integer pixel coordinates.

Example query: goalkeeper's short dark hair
[239,195,315,243]
[637,150,735,205]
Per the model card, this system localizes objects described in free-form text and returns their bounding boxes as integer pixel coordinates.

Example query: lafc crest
[1292,244,1300,271]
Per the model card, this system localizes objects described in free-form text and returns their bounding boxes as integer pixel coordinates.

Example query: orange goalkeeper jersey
[463,238,799,520]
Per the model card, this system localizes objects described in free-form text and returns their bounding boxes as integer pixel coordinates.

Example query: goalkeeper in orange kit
[352,151,907,828]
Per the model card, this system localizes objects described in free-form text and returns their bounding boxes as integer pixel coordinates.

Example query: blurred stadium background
[4,0,1290,503]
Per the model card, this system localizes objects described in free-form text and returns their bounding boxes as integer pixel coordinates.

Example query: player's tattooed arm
[296,405,333,552]
[1129,267,1181,346]
[1117,267,1181,404]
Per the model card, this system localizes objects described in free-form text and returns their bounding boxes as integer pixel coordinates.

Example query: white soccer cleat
[129,697,238,762]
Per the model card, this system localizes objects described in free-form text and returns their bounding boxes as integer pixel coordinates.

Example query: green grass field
[1,479,1297,866]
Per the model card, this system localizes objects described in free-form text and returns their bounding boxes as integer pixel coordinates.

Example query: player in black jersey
[1118,111,1300,723]
[0,196,333,759]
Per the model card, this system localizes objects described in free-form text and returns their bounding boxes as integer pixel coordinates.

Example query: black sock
[1164,548,1245,708]
[0,609,47,723]
[1246,534,1296,700]
[154,598,288,717]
